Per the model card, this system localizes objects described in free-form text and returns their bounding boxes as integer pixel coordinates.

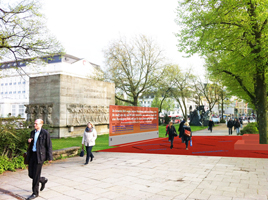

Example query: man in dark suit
[26,119,52,200]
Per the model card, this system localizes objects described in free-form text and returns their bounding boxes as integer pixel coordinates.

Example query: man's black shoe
[40,178,48,191]
[26,193,38,200]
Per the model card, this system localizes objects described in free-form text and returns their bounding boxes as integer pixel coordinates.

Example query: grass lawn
[51,124,208,152]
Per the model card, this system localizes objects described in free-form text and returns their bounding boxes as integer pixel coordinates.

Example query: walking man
[227,118,234,135]
[26,119,52,200]
[208,119,214,132]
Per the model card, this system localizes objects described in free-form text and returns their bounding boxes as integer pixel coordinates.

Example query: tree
[193,78,221,114]
[164,65,195,119]
[103,35,165,106]
[176,0,268,144]
[0,0,63,63]
[151,92,174,114]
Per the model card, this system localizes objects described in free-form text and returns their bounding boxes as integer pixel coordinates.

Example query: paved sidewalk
[1,124,268,200]
[192,123,238,136]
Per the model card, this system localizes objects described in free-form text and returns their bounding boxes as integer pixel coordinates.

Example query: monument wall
[26,74,115,138]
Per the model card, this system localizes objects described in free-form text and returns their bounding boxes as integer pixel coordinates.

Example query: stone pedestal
[26,74,115,138]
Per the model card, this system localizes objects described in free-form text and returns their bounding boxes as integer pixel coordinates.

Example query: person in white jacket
[82,122,97,165]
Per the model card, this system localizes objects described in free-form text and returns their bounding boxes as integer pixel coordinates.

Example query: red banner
[109,105,158,136]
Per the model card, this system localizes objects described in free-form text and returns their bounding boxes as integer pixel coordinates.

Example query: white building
[0,54,101,118]
[139,95,196,118]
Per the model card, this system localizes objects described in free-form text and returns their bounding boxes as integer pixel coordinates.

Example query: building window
[13,91,16,94]
[1,92,3,94]
[22,91,25,93]
[13,82,16,85]
[18,82,21,85]
[5,92,7,94]
[9,91,12,94]
[19,105,25,118]
[9,83,12,85]
[12,105,16,116]
[23,81,26,84]
[1,83,3,86]
[18,91,21,94]
[5,83,8,86]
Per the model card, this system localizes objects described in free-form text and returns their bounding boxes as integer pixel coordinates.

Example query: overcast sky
[43,0,205,77]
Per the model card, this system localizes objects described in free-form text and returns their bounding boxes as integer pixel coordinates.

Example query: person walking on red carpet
[182,122,192,150]
[178,118,186,143]
[166,121,177,149]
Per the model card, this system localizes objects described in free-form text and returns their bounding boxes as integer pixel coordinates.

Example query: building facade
[0,54,101,118]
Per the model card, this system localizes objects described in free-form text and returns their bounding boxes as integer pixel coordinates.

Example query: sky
[43,0,205,77]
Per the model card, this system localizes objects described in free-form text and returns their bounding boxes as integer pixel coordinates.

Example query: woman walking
[183,122,192,150]
[166,121,177,149]
[82,122,97,165]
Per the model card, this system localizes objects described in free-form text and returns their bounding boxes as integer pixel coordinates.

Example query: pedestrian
[234,118,241,134]
[239,117,243,129]
[166,124,170,141]
[227,118,234,135]
[208,119,214,132]
[182,122,192,150]
[26,119,52,200]
[82,122,97,165]
[166,121,177,149]
[178,118,186,142]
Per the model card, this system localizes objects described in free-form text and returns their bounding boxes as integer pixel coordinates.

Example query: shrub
[0,155,27,174]
[164,114,170,125]
[239,122,258,135]
[220,119,226,123]
[0,120,31,159]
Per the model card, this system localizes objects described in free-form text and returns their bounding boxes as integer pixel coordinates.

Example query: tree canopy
[176,0,268,144]
[0,0,63,63]
[103,35,166,106]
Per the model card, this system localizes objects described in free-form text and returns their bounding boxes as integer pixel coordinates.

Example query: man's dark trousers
[228,128,232,135]
[28,152,46,195]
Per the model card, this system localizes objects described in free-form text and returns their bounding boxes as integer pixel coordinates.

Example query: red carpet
[99,136,268,158]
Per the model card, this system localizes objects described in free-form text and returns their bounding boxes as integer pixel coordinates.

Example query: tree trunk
[133,96,138,106]
[255,70,267,144]
[221,97,224,120]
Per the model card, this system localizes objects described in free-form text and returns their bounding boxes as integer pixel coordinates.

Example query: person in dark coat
[26,119,52,200]
[178,118,186,142]
[208,119,214,132]
[182,122,192,150]
[234,118,240,134]
[227,118,234,135]
[166,121,177,149]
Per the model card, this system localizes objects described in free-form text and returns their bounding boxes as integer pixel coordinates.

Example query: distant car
[212,116,220,123]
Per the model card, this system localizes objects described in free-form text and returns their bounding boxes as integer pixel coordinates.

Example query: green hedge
[239,122,258,135]
[220,119,226,123]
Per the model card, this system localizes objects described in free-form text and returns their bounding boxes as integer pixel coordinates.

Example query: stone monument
[25,74,115,138]
[190,105,210,126]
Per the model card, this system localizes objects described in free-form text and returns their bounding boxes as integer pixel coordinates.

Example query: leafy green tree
[164,65,195,119]
[0,0,63,63]
[151,93,174,113]
[193,78,221,114]
[103,35,166,106]
[176,0,268,144]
